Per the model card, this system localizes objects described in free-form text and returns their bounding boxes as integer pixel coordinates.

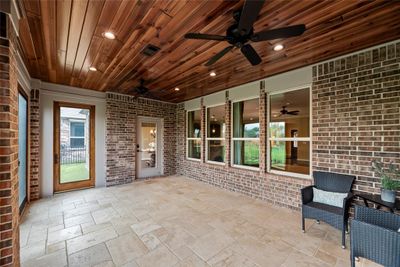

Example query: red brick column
[225,91,231,167]
[0,15,20,267]
[259,81,267,173]
[29,89,40,200]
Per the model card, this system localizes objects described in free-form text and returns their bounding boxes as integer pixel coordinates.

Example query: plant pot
[381,189,396,203]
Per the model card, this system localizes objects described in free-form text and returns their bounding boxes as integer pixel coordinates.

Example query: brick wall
[29,89,39,201]
[176,41,400,210]
[0,16,20,267]
[105,93,176,186]
[312,41,400,197]
[175,92,312,210]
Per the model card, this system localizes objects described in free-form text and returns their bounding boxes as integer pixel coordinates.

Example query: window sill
[206,160,225,166]
[269,169,312,180]
[186,157,201,162]
[231,164,260,172]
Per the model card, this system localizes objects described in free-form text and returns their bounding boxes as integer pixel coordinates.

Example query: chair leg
[301,216,305,233]
[341,229,346,249]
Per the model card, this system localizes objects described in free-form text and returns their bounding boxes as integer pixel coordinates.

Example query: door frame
[136,116,164,178]
[18,87,28,214]
[53,102,96,192]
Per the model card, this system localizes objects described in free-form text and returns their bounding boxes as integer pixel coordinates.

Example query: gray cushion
[313,187,348,208]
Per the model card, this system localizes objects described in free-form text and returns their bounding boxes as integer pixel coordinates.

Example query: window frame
[231,97,260,171]
[69,120,85,149]
[267,85,312,179]
[205,103,226,165]
[186,109,201,161]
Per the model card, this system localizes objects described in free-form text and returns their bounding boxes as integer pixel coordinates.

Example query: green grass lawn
[60,163,89,183]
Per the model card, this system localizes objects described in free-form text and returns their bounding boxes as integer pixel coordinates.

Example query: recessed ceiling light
[103,31,116,40]
[250,117,253,121]
[273,44,284,51]
[174,87,180,91]
[210,71,216,77]
[89,66,97,71]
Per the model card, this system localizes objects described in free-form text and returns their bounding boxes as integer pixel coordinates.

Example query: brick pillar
[0,13,20,267]
[225,91,231,167]
[29,89,39,200]
[259,81,267,173]
[200,98,206,163]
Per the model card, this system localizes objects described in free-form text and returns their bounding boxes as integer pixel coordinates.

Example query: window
[187,110,201,159]
[269,87,310,176]
[232,98,259,168]
[70,121,85,148]
[206,105,225,163]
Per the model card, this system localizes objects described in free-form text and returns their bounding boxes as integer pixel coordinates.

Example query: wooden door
[54,102,95,192]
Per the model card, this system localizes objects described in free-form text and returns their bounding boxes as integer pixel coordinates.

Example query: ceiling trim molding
[39,81,106,101]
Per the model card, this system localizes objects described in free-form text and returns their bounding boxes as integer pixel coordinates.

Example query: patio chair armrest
[301,185,314,204]
[342,192,354,218]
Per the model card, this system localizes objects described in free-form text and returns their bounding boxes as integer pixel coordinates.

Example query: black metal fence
[61,147,86,164]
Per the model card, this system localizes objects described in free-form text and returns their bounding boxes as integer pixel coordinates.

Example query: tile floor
[20,176,381,267]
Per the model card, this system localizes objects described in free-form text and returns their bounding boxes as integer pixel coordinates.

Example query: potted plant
[371,160,400,203]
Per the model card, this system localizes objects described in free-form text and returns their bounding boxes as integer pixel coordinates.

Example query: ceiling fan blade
[240,44,262,66]
[287,111,299,115]
[251,24,306,42]
[205,46,234,66]
[238,0,265,35]
[185,33,229,41]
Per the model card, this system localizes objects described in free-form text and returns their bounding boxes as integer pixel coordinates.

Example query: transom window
[206,105,225,163]
[70,121,85,148]
[187,110,201,160]
[269,87,310,176]
[232,98,260,168]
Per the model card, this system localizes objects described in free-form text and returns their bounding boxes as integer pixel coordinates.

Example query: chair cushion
[313,187,348,208]
[305,201,343,215]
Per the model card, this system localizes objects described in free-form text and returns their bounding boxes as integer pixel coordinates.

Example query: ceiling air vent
[141,44,161,57]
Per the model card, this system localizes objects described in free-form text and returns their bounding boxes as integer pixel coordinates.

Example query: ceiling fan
[184,0,306,66]
[130,79,159,100]
[279,106,299,116]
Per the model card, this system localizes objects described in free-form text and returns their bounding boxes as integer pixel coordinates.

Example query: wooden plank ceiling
[17,0,400,103]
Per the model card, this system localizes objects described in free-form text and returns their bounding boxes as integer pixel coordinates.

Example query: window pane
[71,121,85,137]
[188,139,201,159]
[187,110,201,138]
[270,88,309,137]
[270,140,310,175]
[233,140,259,167]
[207,140,225,162]
[70,138,85,148]
[207,105,225,138]
[233,98,259,138]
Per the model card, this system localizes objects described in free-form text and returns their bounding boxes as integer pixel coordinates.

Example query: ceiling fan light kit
[184,0,306,66]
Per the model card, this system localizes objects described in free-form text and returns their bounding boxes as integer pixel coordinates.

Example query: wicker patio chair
[350,205,400,267]
[301,171,355,248]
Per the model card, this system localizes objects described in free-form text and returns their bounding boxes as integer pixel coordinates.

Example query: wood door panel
[53,102,95,192]
[17,0,400,102]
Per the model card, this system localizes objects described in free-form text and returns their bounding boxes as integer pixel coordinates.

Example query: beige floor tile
[131,218,162,236]
[106,233,148,266]
[188,229,235,261]
[21,249,67,267]
[68,243,112,267]
[135,244,179,267]
[47,225,82,245]
[67,226,118,255]
[20,176,358,267]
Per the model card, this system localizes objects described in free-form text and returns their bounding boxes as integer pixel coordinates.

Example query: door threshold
[54,186,95,194]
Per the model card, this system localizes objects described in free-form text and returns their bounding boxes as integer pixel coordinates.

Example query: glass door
[137,117,163,178]
[18,92,28,212]
[53,102,95,192]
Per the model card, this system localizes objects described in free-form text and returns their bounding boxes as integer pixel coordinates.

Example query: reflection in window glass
[232,98,260,168]
[187,110,201,159]
[188,139,201,159]
[269,88,310,175]
[207,105,226,163]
